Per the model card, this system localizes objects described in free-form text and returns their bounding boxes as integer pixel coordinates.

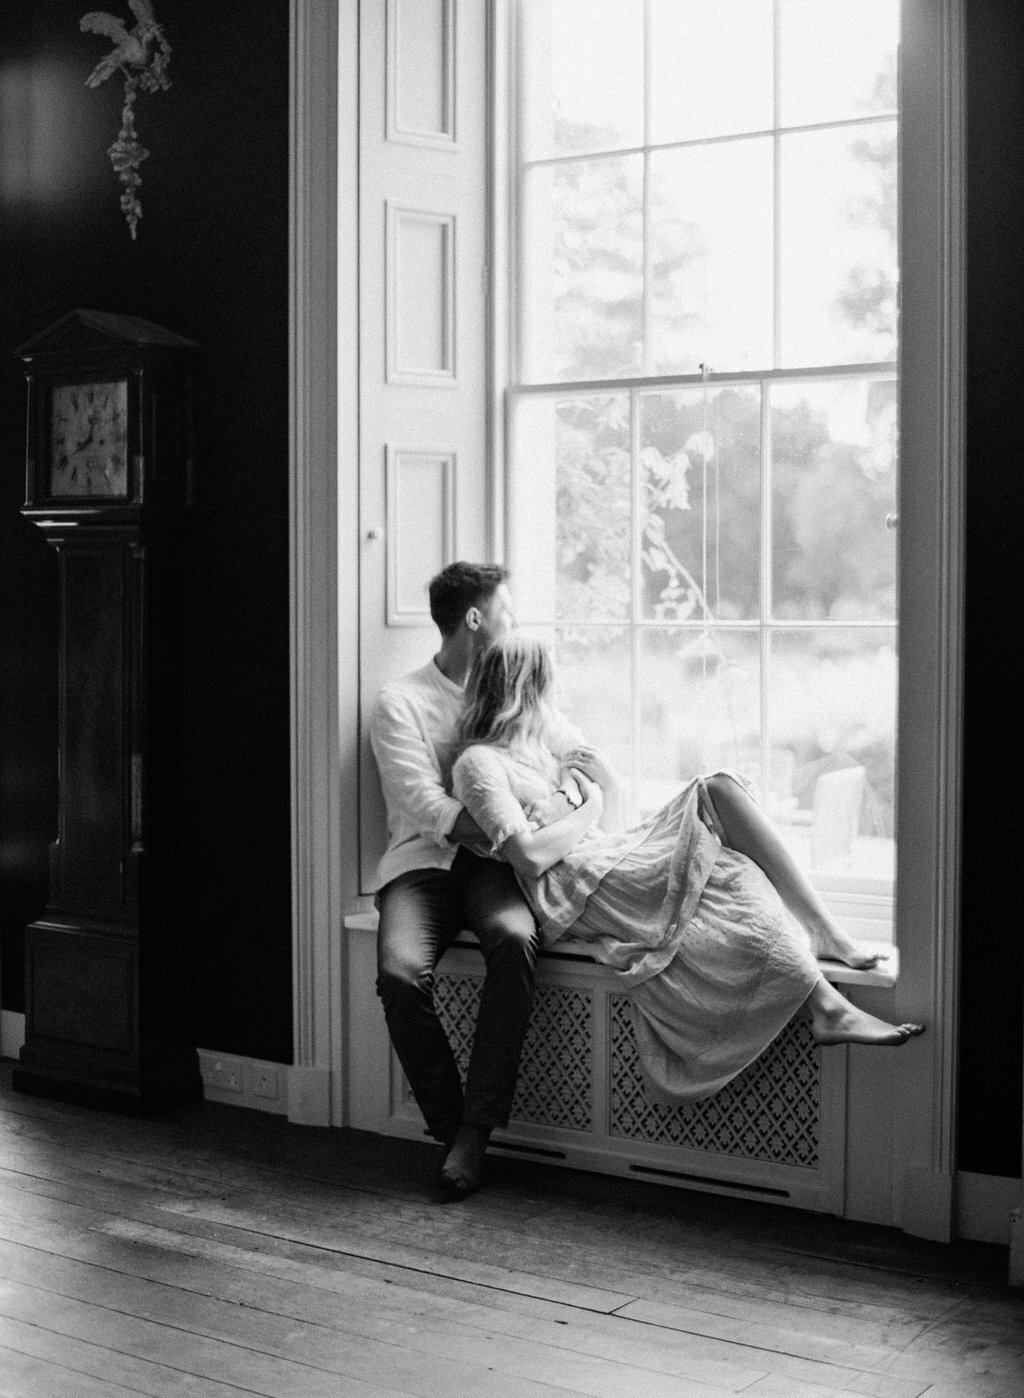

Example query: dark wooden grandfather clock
[13,309,201,1110]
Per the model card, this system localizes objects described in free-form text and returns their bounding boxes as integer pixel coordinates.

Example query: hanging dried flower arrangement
[80,1,172,240]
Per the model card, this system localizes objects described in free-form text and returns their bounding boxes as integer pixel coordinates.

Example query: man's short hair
[428,561,509,637]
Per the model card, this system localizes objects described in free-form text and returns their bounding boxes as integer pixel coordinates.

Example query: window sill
[342,912,898,989]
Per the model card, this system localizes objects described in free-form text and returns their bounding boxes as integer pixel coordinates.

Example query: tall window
[508,0,899,899]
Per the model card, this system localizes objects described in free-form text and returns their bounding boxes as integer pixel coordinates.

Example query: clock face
[50,380,129,498]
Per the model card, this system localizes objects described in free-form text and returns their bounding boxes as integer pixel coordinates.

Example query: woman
[452,633,924,1111]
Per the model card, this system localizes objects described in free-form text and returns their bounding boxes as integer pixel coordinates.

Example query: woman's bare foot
[805,978,924,1046]
[811,998,925,1047]
[809,923,889,971]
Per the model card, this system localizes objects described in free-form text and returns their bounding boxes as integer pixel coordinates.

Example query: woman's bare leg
[705,773,885,970]
[803,977,925,1046]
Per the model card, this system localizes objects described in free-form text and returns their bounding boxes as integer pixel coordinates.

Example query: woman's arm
[501,769,604,880]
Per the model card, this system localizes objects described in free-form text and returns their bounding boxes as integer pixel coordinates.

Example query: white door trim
[892,0,966,1239]
[288,0,343,1125]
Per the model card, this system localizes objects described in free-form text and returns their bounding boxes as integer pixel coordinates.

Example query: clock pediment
[16,310,197,361]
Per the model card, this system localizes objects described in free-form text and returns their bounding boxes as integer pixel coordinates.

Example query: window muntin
[510,0,899,899]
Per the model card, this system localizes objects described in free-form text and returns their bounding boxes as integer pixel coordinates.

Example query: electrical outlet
[246,1061,279,1101]
[204,1056,244,1094]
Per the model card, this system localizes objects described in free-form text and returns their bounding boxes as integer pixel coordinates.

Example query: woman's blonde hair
[459,633,554,751]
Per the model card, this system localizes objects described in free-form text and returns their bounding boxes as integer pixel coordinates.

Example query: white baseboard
[285,1064,332,1126]
[3,1029,300,1122]
[197,1053,333,1126]
[956,1171,1023,1246]
[196,1049,288,1115]
[1,1011,26,1061]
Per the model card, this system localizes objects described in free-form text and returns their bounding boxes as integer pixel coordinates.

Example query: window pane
[519,0,644,161]
[553,626,633,781]
[768,628,896,886]
[520,157,644,382]
[779,0,898,129]
[640,385,761,622]
[649,0,774,144]
[778,122,897,367]
[639,627,760,816]
[509,393,633,623]
[650,139,774,374]
[771,379,897,621]
[554,395,632,620]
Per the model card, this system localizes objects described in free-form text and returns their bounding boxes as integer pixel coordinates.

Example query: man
[369,562,579,1198]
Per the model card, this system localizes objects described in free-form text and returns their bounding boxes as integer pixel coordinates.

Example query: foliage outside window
[508,0,899,897]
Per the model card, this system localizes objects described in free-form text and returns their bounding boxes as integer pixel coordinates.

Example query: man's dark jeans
[376,848,539,1143]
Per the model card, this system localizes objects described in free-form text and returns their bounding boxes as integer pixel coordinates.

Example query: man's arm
[449,806,491,851]
[370,692,463,847]
[502,771,604,878]
[370,692,493,854]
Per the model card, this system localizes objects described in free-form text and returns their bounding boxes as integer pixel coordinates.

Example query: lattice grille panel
[608,995,820,1168]
[432,972,595,1131]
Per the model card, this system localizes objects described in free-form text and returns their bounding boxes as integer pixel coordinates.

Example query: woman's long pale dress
[452,737,822,1103]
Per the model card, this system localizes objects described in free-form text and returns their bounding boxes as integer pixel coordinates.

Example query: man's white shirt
[369,659,584,892]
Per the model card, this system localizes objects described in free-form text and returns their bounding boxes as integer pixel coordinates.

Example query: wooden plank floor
[0,1062,1021,1398]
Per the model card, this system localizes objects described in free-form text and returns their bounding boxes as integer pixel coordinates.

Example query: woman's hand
[564,747,619,793]
[570,767,604,816]
[567,749,625,834]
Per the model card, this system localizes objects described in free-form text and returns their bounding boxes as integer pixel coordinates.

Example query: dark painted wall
[958,0,1024,1178]
[0,0,293,1062]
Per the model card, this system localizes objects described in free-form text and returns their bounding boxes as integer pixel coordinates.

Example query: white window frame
[292,0,963,1240]
[487,0,964,1236]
